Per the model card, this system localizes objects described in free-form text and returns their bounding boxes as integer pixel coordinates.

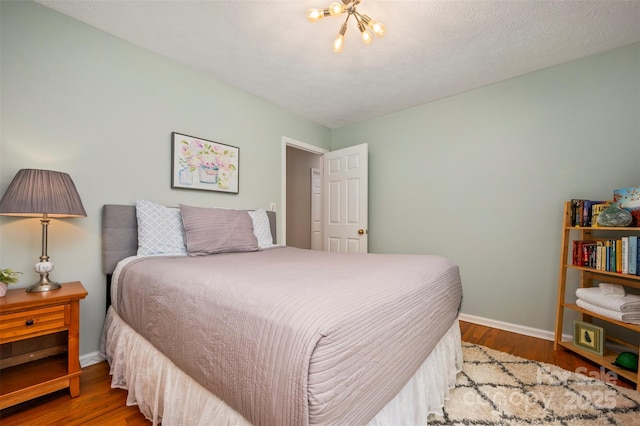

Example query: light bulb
[307,8,327,22]
[332,22,348,53]
[329,2,345,17]
[357,21,372,44]
[333,34,345,53]
[369,20,385,37]
[361,14,386,37]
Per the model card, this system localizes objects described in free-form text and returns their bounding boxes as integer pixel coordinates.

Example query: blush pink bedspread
[113,247,462,426]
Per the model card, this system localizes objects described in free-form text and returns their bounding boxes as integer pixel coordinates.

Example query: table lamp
[0,169,86,292]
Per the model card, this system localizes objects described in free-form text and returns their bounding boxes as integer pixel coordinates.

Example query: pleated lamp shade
[0,169,86,218]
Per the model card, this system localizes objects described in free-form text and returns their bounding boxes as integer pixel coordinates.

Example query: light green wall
[332,42,640,333]
[0,1,331,355]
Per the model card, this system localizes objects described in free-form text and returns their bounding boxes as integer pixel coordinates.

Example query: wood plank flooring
[0,320,634,425]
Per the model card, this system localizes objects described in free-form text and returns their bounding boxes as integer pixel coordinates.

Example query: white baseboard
[459,313,572,342]
[80,351,105,368]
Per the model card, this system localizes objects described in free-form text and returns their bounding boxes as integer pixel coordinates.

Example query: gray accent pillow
[179,204,259,256]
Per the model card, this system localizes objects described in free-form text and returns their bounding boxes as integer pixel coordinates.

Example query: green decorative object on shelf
[613,352,639,373]
[596,202,632,227]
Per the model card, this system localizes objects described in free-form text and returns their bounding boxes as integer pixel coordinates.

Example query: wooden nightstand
[0,281,88,409]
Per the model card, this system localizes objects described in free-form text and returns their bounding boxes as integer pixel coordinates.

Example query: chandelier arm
[342,12,351,30]
[354,11,367,29]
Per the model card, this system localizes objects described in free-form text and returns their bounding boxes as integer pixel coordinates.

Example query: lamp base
[27,276,61,293]
[27,282,62,292]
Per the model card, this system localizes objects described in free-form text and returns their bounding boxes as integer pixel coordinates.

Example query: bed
[100,201,464,426]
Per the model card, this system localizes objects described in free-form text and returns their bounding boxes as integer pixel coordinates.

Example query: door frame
[310,167,322,250]
[281,136,328,246]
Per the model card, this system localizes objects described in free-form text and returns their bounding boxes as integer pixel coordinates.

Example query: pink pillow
[179,205,258,256]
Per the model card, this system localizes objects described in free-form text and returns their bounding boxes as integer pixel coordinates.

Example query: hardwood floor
[1,320,634,425]
[0,360,150,426]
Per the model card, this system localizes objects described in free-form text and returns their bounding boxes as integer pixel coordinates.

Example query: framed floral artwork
[171,132,239,194]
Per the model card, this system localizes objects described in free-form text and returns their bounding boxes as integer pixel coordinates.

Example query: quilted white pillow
[248,209,275,249]
[136,200,187,256]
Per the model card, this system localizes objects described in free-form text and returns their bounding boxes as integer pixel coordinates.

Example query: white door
[323,143,368,253]
[310,168,322,250]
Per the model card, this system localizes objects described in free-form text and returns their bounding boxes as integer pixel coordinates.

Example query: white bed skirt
[101,307,462,426]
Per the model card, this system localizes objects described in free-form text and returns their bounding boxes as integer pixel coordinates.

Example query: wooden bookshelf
[554,201,640,389]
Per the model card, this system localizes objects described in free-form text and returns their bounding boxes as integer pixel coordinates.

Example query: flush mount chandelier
[306,0,386,53]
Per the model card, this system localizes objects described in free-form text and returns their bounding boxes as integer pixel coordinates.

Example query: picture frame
[171,132,239,194]
[573,321,604,356]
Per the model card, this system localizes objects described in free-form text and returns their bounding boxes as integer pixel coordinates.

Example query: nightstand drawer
[0,305,68,343]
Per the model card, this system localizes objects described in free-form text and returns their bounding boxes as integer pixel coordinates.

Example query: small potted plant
[0,268,22,297]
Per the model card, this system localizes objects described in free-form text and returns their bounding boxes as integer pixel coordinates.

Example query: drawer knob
[25,319,34,326]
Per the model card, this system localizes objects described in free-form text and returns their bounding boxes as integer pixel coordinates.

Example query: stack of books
[572,236,640,275]
[570,199,607,227]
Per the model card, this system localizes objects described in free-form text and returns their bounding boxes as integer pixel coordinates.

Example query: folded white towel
[576,287,640,313]
[599,283,625,296]
[576,299,640,324]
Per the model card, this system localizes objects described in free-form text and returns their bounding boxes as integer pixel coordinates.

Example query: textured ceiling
[36,0,640,129]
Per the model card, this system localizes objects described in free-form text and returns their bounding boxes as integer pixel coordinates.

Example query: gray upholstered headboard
[101,204,277,275]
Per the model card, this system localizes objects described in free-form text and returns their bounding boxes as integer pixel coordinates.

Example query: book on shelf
[613,187,640,227]
[621,237,629,274]
[631,236,640,276]
[591,202,610,228]
[571,199,583,226]
[572,240,582,266]
[570,199,606,227]
[611,240,617,272]
[630,236,638,275]
[571,240,597,268]
[583,200,605,227]
[637,235,640,276]
[588,242,597,267]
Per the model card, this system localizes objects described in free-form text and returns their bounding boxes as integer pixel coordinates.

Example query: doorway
[282,137,369,252]
[282,137,326,249]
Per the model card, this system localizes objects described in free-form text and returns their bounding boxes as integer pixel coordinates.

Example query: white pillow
[248,209,275,249]
[136,200,187,256]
